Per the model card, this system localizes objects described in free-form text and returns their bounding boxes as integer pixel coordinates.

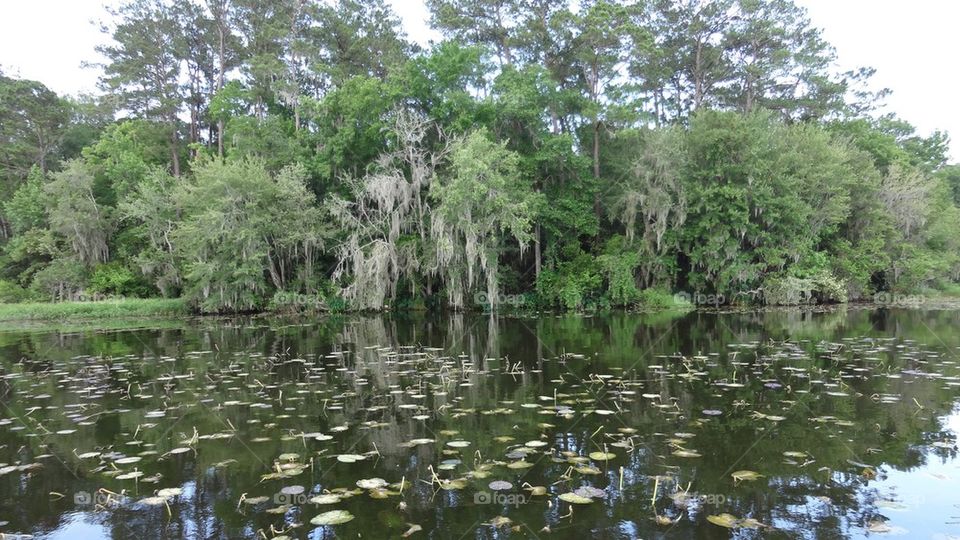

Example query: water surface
[0,308,958,539]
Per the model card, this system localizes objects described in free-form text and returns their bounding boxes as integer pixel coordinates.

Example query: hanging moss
[762,273,848,306]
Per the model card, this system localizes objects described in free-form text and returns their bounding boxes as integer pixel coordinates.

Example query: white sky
[0,0,956,160]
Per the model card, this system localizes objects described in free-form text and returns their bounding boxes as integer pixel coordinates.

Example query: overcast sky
[1,0,956,160]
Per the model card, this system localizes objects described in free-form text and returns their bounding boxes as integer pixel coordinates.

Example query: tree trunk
[217,119,224,158]
[169,123,181,177]
[592,120,601,178]
[534,222,541,279]
[694,40,704,109]
[216,13,226,157]
[593,119,602,217]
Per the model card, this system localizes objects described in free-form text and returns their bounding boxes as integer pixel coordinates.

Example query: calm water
[0,308,958,539]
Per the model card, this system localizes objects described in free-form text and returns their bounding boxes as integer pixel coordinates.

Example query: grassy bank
[0,298,189,322]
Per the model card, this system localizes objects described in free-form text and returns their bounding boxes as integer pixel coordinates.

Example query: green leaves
[151,158,325,313]
[431,128,543,308]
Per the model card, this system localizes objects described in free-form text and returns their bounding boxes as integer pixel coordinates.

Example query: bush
[30,259,88,301]
[0,280,29,303]
[89,262,154,297]
[598,236,641,306]
[762,272,847,305]
[636,288,689,309]
[536,254,603,310]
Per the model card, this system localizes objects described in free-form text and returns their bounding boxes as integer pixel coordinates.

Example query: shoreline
[0,296,958,327]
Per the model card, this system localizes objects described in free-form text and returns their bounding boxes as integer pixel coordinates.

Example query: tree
[426,0,518,67]
[330,112,446,309]
[45,160,112,266]
[231,0,302,118]
[205,0,242,156]
[118,167,182,296]
[0,75,70,177]
[430,129,542,308]
[680,111,852,297]
[174,0,218,154]
[607,127,687,287]
[171,158,324,312]
[303,75,399,190]
[571,0,639,183]
[312,0,410,87]
[98,0,185,175]
[82,120,178,207]
[723,0,843,119]
[5,166,48,236]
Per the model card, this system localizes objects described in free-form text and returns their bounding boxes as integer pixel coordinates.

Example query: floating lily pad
[731,470,763,482]
[558,492,593,504]
[446,440,471,448]
[309,494,341,505]
[311,510,355,525]
[356,478,388,489]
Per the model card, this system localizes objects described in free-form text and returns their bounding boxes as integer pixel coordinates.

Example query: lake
[0,307,958,539]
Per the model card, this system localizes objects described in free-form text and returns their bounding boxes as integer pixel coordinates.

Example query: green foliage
[0,74,70,182]
[89,261,154,298]
[82,120,175,204]
[762,273,847,306]
[30,258,88,301]
[536,254,603,311]
[2,0,959,315]
[172,158,325,313]
[0,280,30,303]
[597,236,641,306]
[224,115,305,173]
[44,160,112,266]
[431,128,543,308]
[304,76,397,187]
[0,297,187,321]
[679,110,865,296]
[5,166,47,234]
[636,288,687,310]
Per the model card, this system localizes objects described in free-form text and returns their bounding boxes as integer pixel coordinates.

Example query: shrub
[0,280,29,303]
[762,272,847,305]
[89,262,154,297]
[636,288,689,309]
[536,255,603,310]
[30,259,88,301]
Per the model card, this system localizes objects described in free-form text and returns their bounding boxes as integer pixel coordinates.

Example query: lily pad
[311,510,355,525]
[731,470,764,482]
[558,492,593,504]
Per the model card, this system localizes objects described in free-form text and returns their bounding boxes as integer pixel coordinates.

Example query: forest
[1,0,959,313]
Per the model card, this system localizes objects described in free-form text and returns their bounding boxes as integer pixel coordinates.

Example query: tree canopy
[0,0,955,311]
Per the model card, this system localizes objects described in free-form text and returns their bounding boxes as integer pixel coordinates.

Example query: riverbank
[0,298,189,322]
[2,294,959,327]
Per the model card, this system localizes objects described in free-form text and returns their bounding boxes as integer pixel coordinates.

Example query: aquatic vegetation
[0,311,958,538]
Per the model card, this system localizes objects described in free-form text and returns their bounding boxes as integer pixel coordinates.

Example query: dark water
[0,308,958,539]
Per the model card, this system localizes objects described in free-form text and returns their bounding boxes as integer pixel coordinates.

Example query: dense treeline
[1,0,958,312]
